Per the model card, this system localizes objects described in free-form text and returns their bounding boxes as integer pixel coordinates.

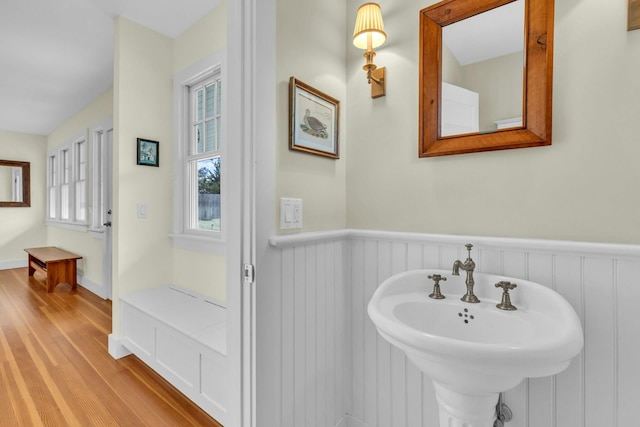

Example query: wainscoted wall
[269,233,351,427]
[269,230,640,427]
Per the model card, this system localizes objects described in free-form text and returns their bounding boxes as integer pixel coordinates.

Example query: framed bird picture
[289,77,340,159]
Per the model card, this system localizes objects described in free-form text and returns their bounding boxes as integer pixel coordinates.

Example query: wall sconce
[353,2,387,98]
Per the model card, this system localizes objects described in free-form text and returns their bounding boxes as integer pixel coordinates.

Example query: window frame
[46,132,89,230]
[47,152,57,220]
[186,75,222,234]
[171,51,226,255]
[74,137,88,223]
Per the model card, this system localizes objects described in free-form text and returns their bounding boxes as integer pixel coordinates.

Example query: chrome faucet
[452,244,480,303]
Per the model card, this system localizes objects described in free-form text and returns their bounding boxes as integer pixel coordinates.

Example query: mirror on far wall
[0,160,30,207]
[419,0,554,157]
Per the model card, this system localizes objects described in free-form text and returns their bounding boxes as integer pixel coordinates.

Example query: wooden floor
[0,268,223,427]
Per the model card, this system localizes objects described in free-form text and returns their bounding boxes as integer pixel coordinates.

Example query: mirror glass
[0,160,30,207]
[419,0,554,157]
[0,165,23,202]
[441,0,525,136]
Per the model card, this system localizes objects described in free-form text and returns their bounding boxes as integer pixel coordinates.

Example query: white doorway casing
[89,117,114,300]
[226,0,276,425]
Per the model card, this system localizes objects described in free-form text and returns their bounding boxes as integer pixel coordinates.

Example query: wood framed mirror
[0,160,31,207]
[419,0,554,157]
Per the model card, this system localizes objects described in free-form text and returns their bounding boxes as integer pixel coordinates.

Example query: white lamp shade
[353,2,387,49]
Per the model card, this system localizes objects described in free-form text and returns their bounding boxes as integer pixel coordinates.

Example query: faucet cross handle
[495,281,517,291]
[428,274,447,299]
[495,281,517,311]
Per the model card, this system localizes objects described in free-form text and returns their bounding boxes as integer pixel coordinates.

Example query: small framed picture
[137,138,159,167]
[289,77,339,159]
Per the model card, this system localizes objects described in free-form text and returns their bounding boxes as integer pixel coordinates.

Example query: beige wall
[461,52,523,131]
[174,0,227,75]
[1,2,227,319]
[111,6,229,334]
[172,248,226,301]
[276,0,348,233]
[442,44,463,87]
[345,0,640,244]
[172,0,227,300]
[442,49,523,132]
[0,131,47,264]
[0,168,11,200]
[46,89,113,283]
[113,17,174,333]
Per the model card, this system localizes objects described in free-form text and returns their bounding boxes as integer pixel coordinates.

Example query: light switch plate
[280,198,302,229]
[137,203,147,218]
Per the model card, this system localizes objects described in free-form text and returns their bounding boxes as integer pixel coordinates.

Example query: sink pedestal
[433,382,498,427]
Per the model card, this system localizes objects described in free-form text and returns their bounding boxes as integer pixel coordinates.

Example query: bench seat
[120,286,227,424]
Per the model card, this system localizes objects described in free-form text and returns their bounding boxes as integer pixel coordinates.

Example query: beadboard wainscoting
[268,231,352,427]
[268,230,640,427]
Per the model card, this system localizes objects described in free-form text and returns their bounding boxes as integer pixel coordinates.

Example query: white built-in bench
[120,286,227,425]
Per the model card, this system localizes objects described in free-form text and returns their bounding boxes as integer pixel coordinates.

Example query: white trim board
[269,228,640,257]
[0,260,27,270]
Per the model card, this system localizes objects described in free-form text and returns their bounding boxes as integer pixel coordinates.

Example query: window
[46,134,88,227]
[75,139,87,222]
[47,153,57,219]
[188,76,222,233]
[60,147,70,220]
[172,51,225,253]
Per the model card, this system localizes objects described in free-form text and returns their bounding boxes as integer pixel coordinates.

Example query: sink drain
[457,308,475,324]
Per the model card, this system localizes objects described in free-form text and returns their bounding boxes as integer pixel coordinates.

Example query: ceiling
[443,0,524,66]
[0,0,217,136]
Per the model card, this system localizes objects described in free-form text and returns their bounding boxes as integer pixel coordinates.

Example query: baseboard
[0,259,27,270]
[78,274,108,299]
[108,334,132,359]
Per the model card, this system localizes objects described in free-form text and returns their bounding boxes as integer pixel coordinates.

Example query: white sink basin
[368,269,583,426]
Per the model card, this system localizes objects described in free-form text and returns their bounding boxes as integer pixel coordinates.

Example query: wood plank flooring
[0,268,223,427]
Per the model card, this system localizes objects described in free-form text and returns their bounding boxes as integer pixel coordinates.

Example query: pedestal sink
[368,269,583,427]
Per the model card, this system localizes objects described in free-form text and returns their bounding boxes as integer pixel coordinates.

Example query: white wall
[346,0,640,244]
[0,131,47,267]
[261,235,352,427]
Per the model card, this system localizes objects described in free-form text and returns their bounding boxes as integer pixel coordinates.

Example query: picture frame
[136,138,159,167]
[630,0,640,31]
[289,77,340,159]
